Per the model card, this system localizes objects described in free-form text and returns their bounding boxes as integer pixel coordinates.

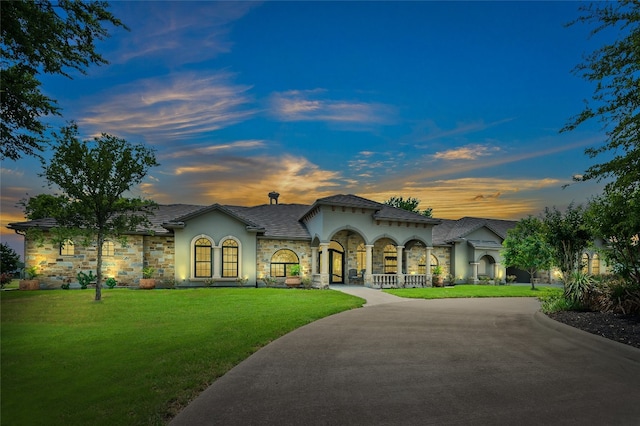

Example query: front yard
[0,288,364,425]
[385,284,562,299]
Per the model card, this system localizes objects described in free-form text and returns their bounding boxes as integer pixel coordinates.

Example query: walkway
[171,289,640,426]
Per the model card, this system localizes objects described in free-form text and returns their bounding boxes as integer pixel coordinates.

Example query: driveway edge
[534,310,640,363]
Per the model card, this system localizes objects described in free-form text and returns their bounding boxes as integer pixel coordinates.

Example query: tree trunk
[95,234,103,301]
[529,270,536,290]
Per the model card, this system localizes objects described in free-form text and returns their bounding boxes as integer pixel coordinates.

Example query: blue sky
[1,1,614,257]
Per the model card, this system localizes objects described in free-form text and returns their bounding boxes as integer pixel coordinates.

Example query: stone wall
[433,247,452,277]
[256,238,312,281]
[22,232,176,288]
[143,235,175,282]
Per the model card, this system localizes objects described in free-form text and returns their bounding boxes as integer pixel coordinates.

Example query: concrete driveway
[171,288,640,426]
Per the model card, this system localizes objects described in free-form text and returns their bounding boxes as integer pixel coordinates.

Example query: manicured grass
[1,288,364,425]
[384,284,562,299]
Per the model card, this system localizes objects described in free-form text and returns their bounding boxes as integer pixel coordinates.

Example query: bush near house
[540,274,640,315]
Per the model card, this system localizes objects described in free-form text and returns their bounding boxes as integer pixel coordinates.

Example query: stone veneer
[23,232,175,288]
[256,238,312,281]
[432,246,452,277]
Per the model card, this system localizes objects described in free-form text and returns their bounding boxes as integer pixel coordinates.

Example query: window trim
[221,237,241,279]
[60,239,74,256]
[191,235,214,279]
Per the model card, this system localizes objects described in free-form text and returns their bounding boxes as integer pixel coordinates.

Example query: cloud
[269,89,396,126]
[433,144,501,161]
[359,177,563,220]
[160,140,266,160]
[411,118,515,145]
[79,72,255,143]
[143,154,346,206]
[112,2,259,66]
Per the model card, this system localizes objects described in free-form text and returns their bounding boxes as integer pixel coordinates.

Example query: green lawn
[1,288,364,425]
[385,284,562,299]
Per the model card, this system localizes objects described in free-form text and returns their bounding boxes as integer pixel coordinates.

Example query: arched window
[271,249,299,277]
[102,240,115,257]
[592,253,600,275]
[60,239,74,256]
[581,253,590,273]
[418,255,426,274]
[194,238,212,278]
[222,239,239,278]
[383,244,397,274]
[430,254,439,274]
[356,243,366,272]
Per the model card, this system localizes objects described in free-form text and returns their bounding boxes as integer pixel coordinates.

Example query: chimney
[269,191,280,205]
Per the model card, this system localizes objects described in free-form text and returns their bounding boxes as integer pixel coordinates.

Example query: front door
[329,249,344,284]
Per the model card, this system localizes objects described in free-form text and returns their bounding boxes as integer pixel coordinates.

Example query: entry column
[364,244,373,287]
[319,242,330,289]
[470,262,479,284]
[396,245,404,288]
[311,247,318,275]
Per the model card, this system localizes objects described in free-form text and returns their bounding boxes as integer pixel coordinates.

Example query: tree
[541,204,592,286]
[501,216,554,289]
[0,242,21,288]
[24,123,158,300]
[384,196,433,217]
[586,188,640,285]
[562,1,640,194]
[0,242,21,275]
[1,0,126,160]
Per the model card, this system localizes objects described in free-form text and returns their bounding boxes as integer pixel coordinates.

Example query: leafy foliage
[0,242,21,274]
[1,0,127,160]
[541,204,592,285]
[501,216,554,289]
[77,271,96,289]
[24,123,158,300]
[564,271,594,307]
[562,1,640,194]
[384,196,433,217]
[586,188,640,286]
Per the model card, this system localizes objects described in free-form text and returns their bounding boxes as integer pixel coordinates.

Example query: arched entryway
[478,255,496,278]
[318,240,345,284]
[328,241,344,284]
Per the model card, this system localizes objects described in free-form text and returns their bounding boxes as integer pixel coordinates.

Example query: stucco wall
[172,209,258,286]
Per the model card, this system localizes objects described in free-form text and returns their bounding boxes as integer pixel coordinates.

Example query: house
[6,193,605,289]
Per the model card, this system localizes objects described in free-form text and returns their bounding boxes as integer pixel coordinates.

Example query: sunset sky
[1,1,614,257]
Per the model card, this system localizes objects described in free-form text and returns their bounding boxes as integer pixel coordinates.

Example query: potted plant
[19,266,40,290]
[139,266,156,289]
[432,265,444,287]
[285,264,302,288]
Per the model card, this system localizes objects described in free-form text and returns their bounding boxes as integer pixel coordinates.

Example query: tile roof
[227,204,311,239]
[302,194,441,225]
[432,217,517,246]
[6,196,516,242]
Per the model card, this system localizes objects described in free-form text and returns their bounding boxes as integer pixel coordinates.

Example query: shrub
[77,271,96,289]
[564,271,593,307]
[539,292,583,313]
[0,272,13,288]
[105,278,117,288]
[590,275,640,315]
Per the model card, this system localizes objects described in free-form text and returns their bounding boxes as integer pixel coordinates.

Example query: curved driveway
[171,287,640,426]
